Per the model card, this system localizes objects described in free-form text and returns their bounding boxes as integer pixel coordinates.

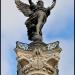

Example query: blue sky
[1,0,74,75]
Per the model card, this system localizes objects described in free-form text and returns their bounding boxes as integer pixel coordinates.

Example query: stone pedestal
[15,41,62,75]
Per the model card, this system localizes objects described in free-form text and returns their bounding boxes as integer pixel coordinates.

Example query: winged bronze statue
[15,0,56,41]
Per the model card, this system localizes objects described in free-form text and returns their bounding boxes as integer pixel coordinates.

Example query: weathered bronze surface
[15,0,56,41]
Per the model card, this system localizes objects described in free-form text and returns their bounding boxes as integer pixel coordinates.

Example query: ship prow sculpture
[14,0,62,75]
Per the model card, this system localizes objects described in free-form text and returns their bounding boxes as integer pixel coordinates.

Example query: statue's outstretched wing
[15,0,33,17]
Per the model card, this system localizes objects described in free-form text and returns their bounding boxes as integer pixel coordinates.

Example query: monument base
[15,41,62,75]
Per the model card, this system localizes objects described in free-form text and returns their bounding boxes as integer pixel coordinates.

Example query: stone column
[15,41,62,75]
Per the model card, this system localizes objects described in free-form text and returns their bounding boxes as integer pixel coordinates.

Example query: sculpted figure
[15,0,56,41]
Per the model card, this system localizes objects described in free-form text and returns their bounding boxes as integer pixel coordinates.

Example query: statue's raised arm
[28,0,34,5]
[15,0,33,17]
[28,0,36,10]
[47,0,56,10]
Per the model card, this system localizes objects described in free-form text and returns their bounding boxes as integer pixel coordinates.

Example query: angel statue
[15,0,56,41]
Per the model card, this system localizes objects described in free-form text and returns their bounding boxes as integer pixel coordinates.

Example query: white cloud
[43,0,74,35]
[59,39,74,75]
[1,59,12,75]
[1,38,17,75]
